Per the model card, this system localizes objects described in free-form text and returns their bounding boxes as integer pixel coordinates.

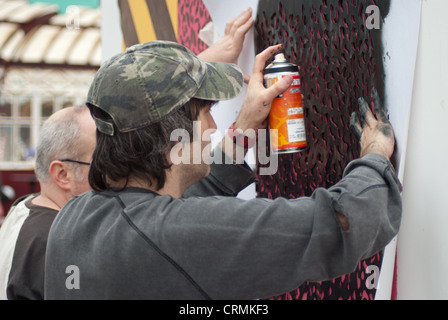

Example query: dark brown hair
[88,98,214,192]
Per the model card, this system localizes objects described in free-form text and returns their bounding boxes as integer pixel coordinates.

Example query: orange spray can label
[264,54,307,154]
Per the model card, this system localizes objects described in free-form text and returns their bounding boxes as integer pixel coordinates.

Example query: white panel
[100,0,123,63]
[397,0,448,300]
[375,0,422,300]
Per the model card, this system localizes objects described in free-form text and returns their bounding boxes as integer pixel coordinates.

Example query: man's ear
[48,161,71,191]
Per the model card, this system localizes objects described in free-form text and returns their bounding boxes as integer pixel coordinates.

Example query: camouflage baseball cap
[87,41,244,136]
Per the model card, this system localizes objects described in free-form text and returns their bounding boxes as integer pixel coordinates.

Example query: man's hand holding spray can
[264,54,307,155]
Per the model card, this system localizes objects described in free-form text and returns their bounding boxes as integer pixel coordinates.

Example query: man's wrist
[227,123,257,149]
[361,142,390,160]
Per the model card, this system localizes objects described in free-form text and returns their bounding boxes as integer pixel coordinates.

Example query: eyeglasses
[59,159,91,166]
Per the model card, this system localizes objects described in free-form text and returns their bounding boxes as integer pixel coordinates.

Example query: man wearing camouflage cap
[44,39,401,299]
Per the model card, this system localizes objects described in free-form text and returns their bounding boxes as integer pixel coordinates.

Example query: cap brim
[194,61,244,101]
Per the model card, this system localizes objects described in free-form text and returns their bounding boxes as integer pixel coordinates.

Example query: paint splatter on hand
[350,88,395,159]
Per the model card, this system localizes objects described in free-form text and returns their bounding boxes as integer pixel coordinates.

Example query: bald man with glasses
[0,106,96,300]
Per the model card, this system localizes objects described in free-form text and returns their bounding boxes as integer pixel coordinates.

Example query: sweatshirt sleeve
[158,153,402,299]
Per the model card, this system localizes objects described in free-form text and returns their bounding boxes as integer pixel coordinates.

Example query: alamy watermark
[65,5,80,30]
[366,5,381,30]
[366,265,381,290]
[65,265,80,290]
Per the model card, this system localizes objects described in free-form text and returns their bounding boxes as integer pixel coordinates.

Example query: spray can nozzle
[274,53,287,62]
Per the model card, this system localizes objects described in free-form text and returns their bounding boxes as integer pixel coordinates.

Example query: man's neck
[32,185,64,211]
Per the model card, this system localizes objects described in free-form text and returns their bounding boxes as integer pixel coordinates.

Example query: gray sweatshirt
[44,153,401,300]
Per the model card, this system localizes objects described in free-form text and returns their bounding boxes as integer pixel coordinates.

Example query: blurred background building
[0,0,100,214]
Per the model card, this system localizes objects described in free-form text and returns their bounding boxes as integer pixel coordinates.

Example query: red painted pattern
[177,0,211,55]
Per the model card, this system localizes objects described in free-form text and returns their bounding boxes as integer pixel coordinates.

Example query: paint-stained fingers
[358,97,376,128]
[350,112,363,141]
[352,94,378,140]
[371,88,393,138]
[372,88,389,122]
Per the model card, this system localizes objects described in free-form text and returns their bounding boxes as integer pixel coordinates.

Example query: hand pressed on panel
[350,88,395,160]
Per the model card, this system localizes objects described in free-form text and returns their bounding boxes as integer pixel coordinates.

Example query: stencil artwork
[118,0,178,47]
[254,0,391,300]
[177,0,211,55]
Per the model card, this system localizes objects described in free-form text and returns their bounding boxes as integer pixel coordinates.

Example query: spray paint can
[264,54,307,154]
